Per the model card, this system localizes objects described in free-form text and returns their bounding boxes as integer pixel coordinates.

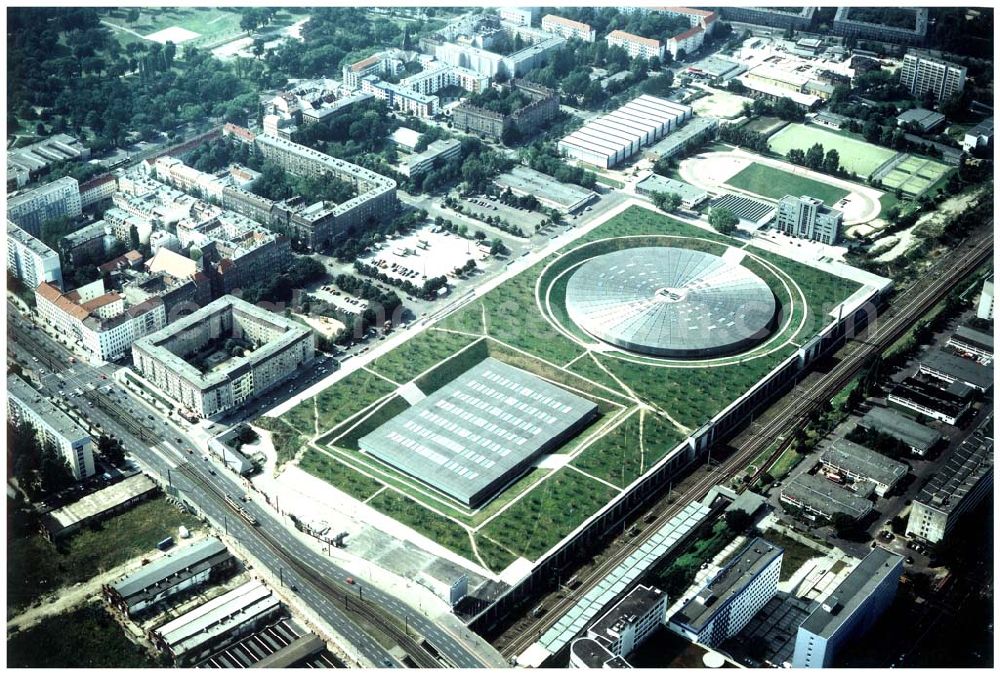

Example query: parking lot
[457,194,548,233]
[361,224,485,282]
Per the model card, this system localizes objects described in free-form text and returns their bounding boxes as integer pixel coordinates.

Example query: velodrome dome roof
[565,247,776,358]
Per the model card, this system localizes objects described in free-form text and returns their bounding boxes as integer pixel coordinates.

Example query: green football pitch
[768,123,898,177]
[726,163,849,205]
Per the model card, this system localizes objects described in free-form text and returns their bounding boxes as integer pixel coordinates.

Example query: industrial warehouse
[564,247,777,358]
[557,95,693,168]
[359,358,598,507]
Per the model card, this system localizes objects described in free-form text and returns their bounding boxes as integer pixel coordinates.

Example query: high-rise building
[6,176,82,237]
[899,53,967,102]
[774,195,843,245]
[792,548,903,668]
[7,219,63,290]
[7,373,96,480]
[669,538,782,647]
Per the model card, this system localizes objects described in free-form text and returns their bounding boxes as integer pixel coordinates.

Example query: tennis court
[879,155,950,197]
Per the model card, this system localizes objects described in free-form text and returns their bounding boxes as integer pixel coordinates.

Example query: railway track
[500,228,993,660]
[175,462,443,669]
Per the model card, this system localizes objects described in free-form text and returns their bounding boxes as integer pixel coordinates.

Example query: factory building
[669,538,782,647]
[792,548,904,668]
[780,474,873,522]
[887,377,971,426]
[946,325,993,362]
[856,406,943,457]
[819,439,908,497]
[917,349,993,394]
[41,474,158,540]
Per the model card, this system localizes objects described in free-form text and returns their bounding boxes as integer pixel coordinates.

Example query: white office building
[569,585,667,668]
[7,219,63,290]
[6,177,82,237]
[792,548,903,668]
[8,373,96,480]
[669,538,782,647]
[899,52,967,102]
[774,194,843,245]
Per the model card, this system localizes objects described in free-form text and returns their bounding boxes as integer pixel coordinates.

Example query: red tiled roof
[351,54,382,72]
[542,14,592,32]
[671,25,705,42]
[607,30,661,48]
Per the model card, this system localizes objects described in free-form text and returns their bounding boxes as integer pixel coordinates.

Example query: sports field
[879,155,951,197]
[726,163,850,205]
[267,205,861,576]
[768,123,898,178]
[100,7,294,49]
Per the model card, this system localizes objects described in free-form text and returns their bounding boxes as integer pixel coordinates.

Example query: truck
[157,537,174,551]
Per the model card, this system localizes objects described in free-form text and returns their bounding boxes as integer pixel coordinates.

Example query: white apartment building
[361,76,438,118]
[977,279,994,320]
[401,62,489,96]
[7,219,63,290]
[669,538,782,647]
[899,52,967,102]
[79,173,117,208]
[792,548,903,668]
[6,176,82,237]
[8,373,96,480]
[774,194,843,245]
[541,15,595,42]
[606,30,665,60]
[666,25,707,59]
[499,7,537,27]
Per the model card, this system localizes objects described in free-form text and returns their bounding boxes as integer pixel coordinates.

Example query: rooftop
[589,585,665,643]
[821,438,908,487]
[647,117,720,156]
[635,174,708,204]
[799,547,903,638]
[542,14,592,31]
[570,637,619,668]
[897,107,946,128]
[671,537,782,632]
[359,357,598,507]
[42,474,157,534]
[7,219,59,258]
[607,30,662,48]
[781,473,873,520]
[494,166,597,211]
[950,325,994,353]
[914,414,993,515]
[8,373,92,443]
[966,117,994,137]
[920,349,993,390]
[112,537,229,599]
[890,377,970,418]
[858,406,942,453]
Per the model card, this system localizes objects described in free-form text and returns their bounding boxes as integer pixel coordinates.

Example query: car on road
[346,577,355,585]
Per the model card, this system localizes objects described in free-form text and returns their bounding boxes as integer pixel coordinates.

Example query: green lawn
[330,395,410,450]
[7,497,201,616]
[768,123,898,177]
[726,163,850,205]
[100,7,255,49]
[368,490,477,562]
[8,603,160,668]
[370,329,480,385]
[254,417,307,467]
[571,410,687,488]
[759,529,826,581]
[285,368,399,435]
[299,450,383,501]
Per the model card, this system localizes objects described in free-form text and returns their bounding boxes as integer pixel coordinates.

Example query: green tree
[709,207,739,235]
[652,191,682,212]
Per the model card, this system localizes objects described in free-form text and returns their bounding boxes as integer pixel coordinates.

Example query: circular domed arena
[564,247,777,358]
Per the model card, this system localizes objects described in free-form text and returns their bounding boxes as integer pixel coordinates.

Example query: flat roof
[155,580,278,654]
[781,473,873,520]
[589,585,664,642]
[949,325,994,353]
[799,547,903,638]
[890,377,969,417]
[7,220,59,257]
[494,166,597,211]
[635,174,708,203]
[8,374,91,444]
[113,537,228,599]
[858,406,942,452]
[898,107,945,127]
[359,357,598,507]
[570,637,616,668]
[914,414,993,515]
[42,474,157,533]
[648,117,719,156]
[821,438,908,487]
[920,349,993,390]
[671,537,782,632]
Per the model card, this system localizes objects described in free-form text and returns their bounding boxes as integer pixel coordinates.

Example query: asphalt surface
[7,308,497,669]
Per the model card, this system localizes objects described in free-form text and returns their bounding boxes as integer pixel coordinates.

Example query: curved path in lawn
[679,147,883,226]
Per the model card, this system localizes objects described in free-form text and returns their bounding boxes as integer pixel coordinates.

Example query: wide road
[7,309,499,669]
[502,223,994,661]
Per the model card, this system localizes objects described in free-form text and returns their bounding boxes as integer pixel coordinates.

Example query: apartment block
[831,8,929,46]
[7,177,82,237]
[774,195,843,245]
[401,139,462,178]
[899,52,967,102]
[7,219,63,290]
[607,30,665,60]
[541,15,595,42]
[7,373,96,480]
[452,79,559,141]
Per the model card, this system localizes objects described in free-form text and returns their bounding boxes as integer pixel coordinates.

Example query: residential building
[569,585,667,668]
[607,30,664,61]
[832,8,929,46]
[452,79,559,141]
[905,414,993,543]
[499,7,538,27]
[401,138,462,178]
[669,538,782,647]
[774,195,843,245]
[656,7,718,33]
[6,177,82,237]
[718,7,815,30]
[666,25,706,59]
[977,278,994,319]
[887,377,971,426]
[401,62,489,96]
[899,52,966,102]
[61,220,113,264]
[780,474,873,522]
[7,373,96,480]
[962,117,994,153]
[857,406,943,457]
[41,474,158,540]
[946,325,993,362]
[361,75,439,118]
[7,220,63,290]
[341,50,409,90]
[6,134,90,189]
[149,580,281,665]
[79,173,117,208]
[104,538,235,617]
[792,548,904,668]
[918,349,993,394]
[434,34,565,79]
[35,279,167,362]
[896,107,947,134]
[132,295,316,419]
[541,15,595,42]
[819,438,908,497]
